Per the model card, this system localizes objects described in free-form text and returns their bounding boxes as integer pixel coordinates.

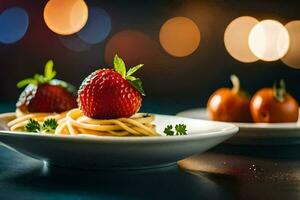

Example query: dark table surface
[0,101,299,200]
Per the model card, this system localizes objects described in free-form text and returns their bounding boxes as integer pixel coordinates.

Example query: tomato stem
[230,74,240,94]
[273,79,286,102]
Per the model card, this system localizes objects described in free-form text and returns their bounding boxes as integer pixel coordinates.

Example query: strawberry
[78,55,145,119]
[16,60,77,113]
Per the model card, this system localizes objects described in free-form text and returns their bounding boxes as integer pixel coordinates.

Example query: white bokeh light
[248,20,290,61]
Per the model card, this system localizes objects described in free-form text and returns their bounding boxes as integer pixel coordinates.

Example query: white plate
[177,108,300,145]
[0,113,237,169]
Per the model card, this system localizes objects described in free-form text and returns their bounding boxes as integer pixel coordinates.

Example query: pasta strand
[8,108,159,137]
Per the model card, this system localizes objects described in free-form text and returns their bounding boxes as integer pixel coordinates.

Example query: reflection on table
[0,145,229,200]
[179,144,300,200]
[0,143,300,200]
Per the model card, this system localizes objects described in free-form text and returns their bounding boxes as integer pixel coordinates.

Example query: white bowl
[0,113,238,169]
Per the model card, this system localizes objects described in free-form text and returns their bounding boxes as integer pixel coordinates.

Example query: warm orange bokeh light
[224,16,259,63]
[44,0,88,35]
[105,30,161,67]
[159,17,200,57]
[282,21,300,69]
[248,20,290,62]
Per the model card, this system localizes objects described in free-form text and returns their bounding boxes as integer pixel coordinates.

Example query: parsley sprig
[113,54,145,96]
[42,119,58,133]
[25,118,58,133]
[25,119,41,133]
[164,124,187,136]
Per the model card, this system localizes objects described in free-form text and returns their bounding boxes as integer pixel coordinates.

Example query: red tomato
[207,88,252,122]
[207,75,252,122]
[250,88,299,123]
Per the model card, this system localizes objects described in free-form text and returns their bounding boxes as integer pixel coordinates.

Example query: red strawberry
[16,60,77,113]
[78,55,145,119]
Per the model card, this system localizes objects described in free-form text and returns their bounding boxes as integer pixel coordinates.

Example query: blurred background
[1,0,300,113]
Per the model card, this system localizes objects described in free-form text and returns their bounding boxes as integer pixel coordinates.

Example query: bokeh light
[0,7,29,44]
[224,16,259,63]
[248,20,290,61]
[77,7,111,44]
[59,35,91,52]
[282,21,300,69]
[159,16,200,57]
[44,0,88,35]
[105,30,161,66]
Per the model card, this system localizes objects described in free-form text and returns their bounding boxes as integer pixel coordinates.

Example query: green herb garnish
[42,118,58,133]
[175,124,187,135]
[164,125,175,136]
[164,124,187,136]
[113,54,145,96]
[25,119,41,133]
[25,118,58,133]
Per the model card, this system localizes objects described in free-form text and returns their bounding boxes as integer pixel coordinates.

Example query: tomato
[250,83,299,123]
[207,75,252,122]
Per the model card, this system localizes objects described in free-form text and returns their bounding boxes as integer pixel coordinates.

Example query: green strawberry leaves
[44,60,56,81]
[126,64,144,77]
[17,78,38,88]
[17,60,57,88]
[114,55,126,78]
[113,54,146,96]
[129,78,145,96]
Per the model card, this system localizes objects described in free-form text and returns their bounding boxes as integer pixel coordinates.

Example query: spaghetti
[7,108,160,137]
